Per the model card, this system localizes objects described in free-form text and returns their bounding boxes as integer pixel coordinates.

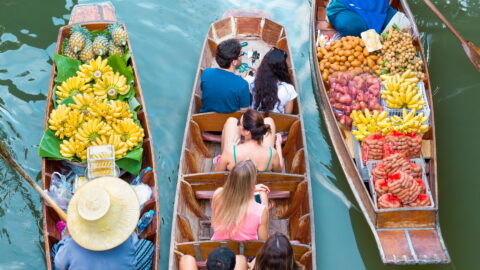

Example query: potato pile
[380,27,424,80]
[317,36,382,82]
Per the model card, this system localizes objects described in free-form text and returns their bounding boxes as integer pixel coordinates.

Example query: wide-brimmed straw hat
[67,176,140,251]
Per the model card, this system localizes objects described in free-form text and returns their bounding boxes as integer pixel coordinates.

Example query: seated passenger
[200,39,250,113]
[52,177,154,270]
[249,47,297,114]
[249,232,305,270]
[215,109,283,172]
[211,160,270,241]
[179,247,247,270]
[327,0,397,37]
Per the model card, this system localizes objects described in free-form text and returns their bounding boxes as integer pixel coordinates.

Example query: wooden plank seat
[192,112,299,133]
[175,240,311,262]
[195,190,291,200]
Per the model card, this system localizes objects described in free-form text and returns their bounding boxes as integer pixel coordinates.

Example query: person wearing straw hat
[52,177,154,270]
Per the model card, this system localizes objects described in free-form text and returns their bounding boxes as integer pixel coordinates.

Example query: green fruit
[108,24,127,46]
[79,39,94,62]
[108,40,124,56]
[92,35,109,56]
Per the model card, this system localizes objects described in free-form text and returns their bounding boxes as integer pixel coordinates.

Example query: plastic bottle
[136,210,155,235]
[131,167,153,185]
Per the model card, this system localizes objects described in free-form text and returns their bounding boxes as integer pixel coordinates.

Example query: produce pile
[371,153,431,209]
[361,131,422,162]
[39,24,144,175]
[317,36,381,82]
[380,70,425,110]
[351,108,429,141]
[328,70,382,129]
[63,24,128,63]
[379,27,424,79]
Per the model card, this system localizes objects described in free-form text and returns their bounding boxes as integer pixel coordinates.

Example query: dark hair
[215,39,242,69]
[253,48,292,112]
[253,233,304,270]
[206,247,236,270]
[241,109,271,143]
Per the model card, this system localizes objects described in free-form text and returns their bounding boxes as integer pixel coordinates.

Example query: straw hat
[67,176,140,251]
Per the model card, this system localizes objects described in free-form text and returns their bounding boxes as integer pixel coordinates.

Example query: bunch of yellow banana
[350,109,388,141]
[377,108,429,134]
[380,70,425,110]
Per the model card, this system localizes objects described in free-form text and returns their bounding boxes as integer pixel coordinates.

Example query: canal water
[0,0,478,269]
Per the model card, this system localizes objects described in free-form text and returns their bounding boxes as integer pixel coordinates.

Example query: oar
[0,141,68,221]
[422,0,480,71]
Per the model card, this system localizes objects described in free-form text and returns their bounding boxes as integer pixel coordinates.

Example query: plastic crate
[366,158,435,210]
[380,81,430,124]
[352,133,370,181]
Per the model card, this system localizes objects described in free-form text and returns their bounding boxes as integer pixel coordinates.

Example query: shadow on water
[0,0,479,269]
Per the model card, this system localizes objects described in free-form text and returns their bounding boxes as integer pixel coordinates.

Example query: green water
[0,0,479,269]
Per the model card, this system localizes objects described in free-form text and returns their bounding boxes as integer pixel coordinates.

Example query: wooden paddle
[422,0,480,71]
[0,141,68,221]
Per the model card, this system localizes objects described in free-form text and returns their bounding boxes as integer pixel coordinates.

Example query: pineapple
[108,41,124,57]
[64,41,78,60]
[108,24,127,46]
[79,39,95,63]
[69,25,89,53]
[92,35,109,56]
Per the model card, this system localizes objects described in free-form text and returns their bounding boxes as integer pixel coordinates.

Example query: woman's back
[226,142,275,172]
[211,188,265,241]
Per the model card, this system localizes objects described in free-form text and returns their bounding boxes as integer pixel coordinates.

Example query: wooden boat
[168,10,316,269]
[41,2,159,269]
[310,0,450,265]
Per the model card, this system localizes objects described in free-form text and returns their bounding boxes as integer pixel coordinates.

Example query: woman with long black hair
[250,47,297,114]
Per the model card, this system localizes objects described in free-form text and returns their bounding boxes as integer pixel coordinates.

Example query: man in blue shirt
[200,39,250,113]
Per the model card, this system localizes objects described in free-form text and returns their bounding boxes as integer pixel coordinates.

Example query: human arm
[284,99,295,114]
[257,207,269,241]
[215,148,232,172]
[272,134,285,173]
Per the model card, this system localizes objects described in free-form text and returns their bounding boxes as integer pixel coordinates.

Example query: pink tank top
[211,189,266,241]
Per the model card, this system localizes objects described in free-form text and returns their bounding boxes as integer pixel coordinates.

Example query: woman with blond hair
[211,160,270,241]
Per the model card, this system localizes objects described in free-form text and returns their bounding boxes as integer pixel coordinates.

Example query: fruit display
[384,131,422,159]
[329,71,383,129]
[63,23,128,62]
[377,194,402,209]
[379,26,424,80]
[387,171,423,203]
[380,70,425,110]
[361,133,385,161]
[407,193,431,207]
[317,36,382,82]
[377,108,429,135]
[350,109,388,141]
[45,56,142,162]
[352,108,429,141]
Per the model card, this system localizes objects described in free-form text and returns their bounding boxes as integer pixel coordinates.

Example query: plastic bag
[131,183,152,210]
[362,133,384,162]
[45,172,73,211]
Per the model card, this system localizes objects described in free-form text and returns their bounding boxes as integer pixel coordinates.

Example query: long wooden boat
[310,0,450,265]
[169,10,316,269]
[41,2,159,269]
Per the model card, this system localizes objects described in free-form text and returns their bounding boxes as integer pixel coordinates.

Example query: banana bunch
[377,108,429,134]
[381,70,425,110]
[350,109,388,141]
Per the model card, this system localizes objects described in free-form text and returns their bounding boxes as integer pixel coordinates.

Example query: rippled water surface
[0,0,479,269]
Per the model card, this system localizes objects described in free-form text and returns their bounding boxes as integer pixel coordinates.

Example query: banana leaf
[38,129,73,161]
[107,54,134,84]
[117,146,143,175]
[54,54,81,83]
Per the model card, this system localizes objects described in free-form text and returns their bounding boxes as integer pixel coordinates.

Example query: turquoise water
[0,0,479,269]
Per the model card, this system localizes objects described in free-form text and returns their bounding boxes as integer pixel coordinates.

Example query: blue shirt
[54,235,136,270]
[200,68,250,113]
